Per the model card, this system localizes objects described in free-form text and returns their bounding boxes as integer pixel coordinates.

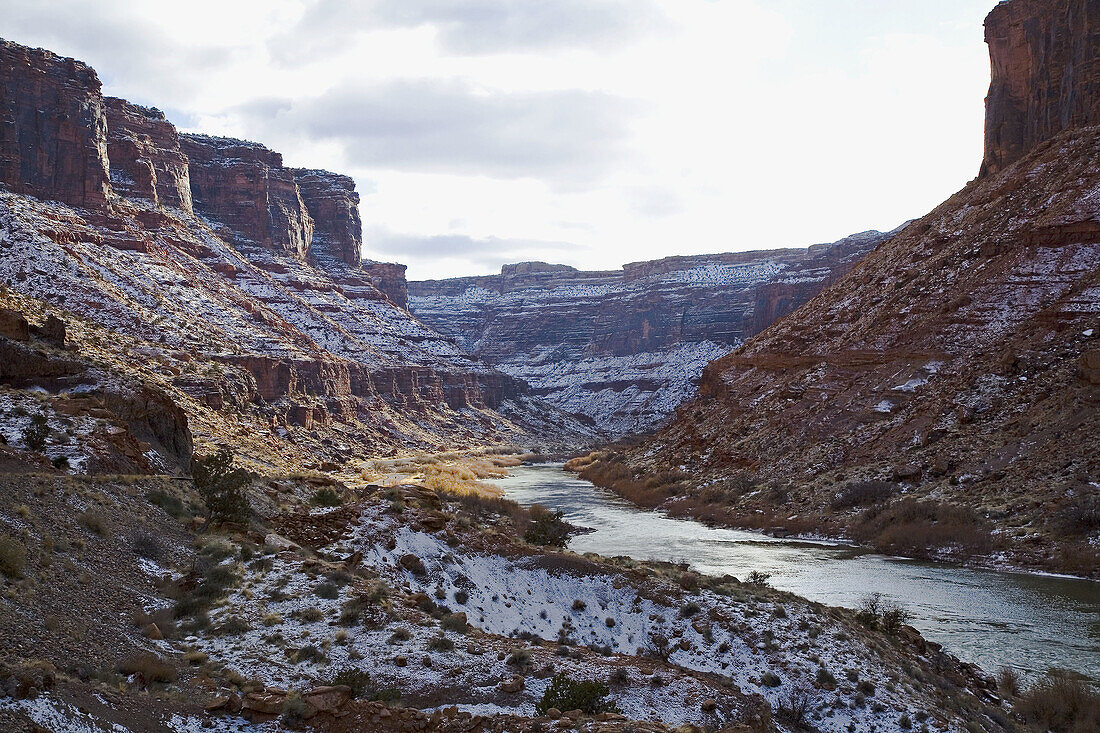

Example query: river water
[496,464,1100,681]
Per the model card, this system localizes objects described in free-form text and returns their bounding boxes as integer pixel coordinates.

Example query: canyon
[577,0,1100,577]
[410,230,887,435]
[0,36,594,479]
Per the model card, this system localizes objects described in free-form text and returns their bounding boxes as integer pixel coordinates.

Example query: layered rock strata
[104,97,192,212]
[410,231,887,434]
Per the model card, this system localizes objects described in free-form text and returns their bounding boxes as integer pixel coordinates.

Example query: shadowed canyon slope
[577,0,1100,576]
[409,231,887,435]
[0,37,593,476]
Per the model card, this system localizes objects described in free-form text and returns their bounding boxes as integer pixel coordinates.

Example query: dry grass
[1015,674,1100,732]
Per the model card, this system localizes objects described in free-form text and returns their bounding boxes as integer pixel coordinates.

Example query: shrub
[523,504,570,547]
[761,672,782,687]
[290,645,327,664]
[22,413,49,452]
[147,490,189,520]
[572,599,587,612]
[327,667,371,698]
[388,628,412,644]
[281,691,310,726]
[536,674,615,716]
[0,535,27,578]
[314,581,339,600]
[1015,674,1100,731]
[831,480,896,510]
[192,447,252,526]
[78,510,107,535]
[1054,494,1100,537]
[506,648,531,667]
[680,601,701,617]
[116,654,177,683]
[427,635,454,652]
[857,680,876,696]
[776,688,812,727]
[297,607,325,623]
[816,668,837,688]
[746,570,771,587]
[51,456,69,470]
[311,487,342,507]
[441,613,468,634]
[996,666,1021,698]
[213,617,251,636]
[852,499,994,558]
[454,590,468,605]
[131,532,163,560]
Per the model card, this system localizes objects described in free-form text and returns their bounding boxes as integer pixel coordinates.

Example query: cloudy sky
[3,0,995,279]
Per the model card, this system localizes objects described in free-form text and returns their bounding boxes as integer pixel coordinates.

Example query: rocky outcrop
[0,38,111,209]
[180,134,313,257]
[291,168,361,267]
[981,0,1100,175]
[361,260,409,310]
[104,97,192,212]
[409,231,887,434]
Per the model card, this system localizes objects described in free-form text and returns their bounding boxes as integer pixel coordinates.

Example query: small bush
[297,607,325,623]
[1054,495,1100,537]
[1015,674,1100,731]
[776,688,812,727]
[117,654,177,683]
[131,532,163,560]
[441,613,468,634]
[857,680,876,696]
[281,691,310,726]
[192,447,252,526]
[506,648,531,667]
[536,673,615,716]
[746,570,771,587]
[0,535,27,578]
[427,635,454,652]
[78,509,107,535]
[328,667,371,698]
[314,581,339,600]
[680,601,701,617]
[454,590,468,605]
[572,599,587,612]
[290,645,327,664]
[523,505,570,547]
[816,668,837,688]
[996,666,1021,698]
[761,672,782,687]
[22,413,49,451]
[831,480,896,510]
[147,490,189,520]
[51,456,69,470]
[311,487,342,507]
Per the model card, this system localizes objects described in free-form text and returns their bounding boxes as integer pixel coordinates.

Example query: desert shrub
[192,447,252,526]
[831,480,896,510]
[440,613,468,634]
[523,504,570,547]
[776,688,812,727]
[51,456,69,470]
[290,645,327,664]
[1015,673,1100,732]
[327,667,371,698]
[427,635,454,652]
[311,487,342,507]
[856,593,911,633]
[572,599,587,612]
[996,666,1021,698]
[853,499,994,558]
[880,603,912,634]
[297,606,325,623]
[131,532,163,560]
[816,668,837,688]
[0,535,27,578]
[454,590,468,605]
[1053,494,1100,537]
[535,674,615,716]
[608,668,630,686]
[314,581,339,600]
[680,601,701,617]
[281,691,310,726]
[761,672,782,687]
[857,680,876,696]
[746,570,771,587]
[506,648,531,667]
[388,628,412,644]
[22,413,49,452]
[146,489,190,519]
[116,653,177,683]
[213,617,251,636]
[78,509,108,535]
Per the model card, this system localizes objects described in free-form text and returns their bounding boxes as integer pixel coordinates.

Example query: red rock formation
[104,97,192,212]
[291,168,362,267]
[981,0,1100,175]
[0,39,111,209]
[180,134,313,257]
[361,260,409,310]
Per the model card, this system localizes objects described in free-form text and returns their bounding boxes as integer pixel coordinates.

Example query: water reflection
[497,464,1100,680]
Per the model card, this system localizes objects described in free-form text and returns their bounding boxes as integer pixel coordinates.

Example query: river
[496,464,1100,682]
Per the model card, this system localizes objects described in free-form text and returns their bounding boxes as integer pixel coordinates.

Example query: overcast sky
[3,0,995,279]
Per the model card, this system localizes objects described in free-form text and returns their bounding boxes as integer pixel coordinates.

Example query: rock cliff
[409,231,887,434]
[104,97,192,212]
[180,133,314,257]
[0,37,593,474]
[981,0,1100,175]
[0,38,111,209]
[584,0,1100,576]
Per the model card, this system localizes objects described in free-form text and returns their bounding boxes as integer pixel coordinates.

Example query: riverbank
[565,450,1100,581]
[495,464,1100,684]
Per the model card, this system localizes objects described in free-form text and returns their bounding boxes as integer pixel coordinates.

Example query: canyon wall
[0,37,590,474]
[104,97,193,212]
[981,0,1100,175]
[410,230,888,434]
[0,39,111,209]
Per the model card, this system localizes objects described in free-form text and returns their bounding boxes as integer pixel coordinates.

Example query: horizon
[2,0,996,279]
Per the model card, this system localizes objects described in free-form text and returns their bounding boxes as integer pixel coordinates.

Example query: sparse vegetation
[131,531,162,560]
[536,673,616,716]
[116,653,176,683]
[78,509,107,535]
[761,672,782,687]
[1015,673,1100,732]
[22,413,49,451]
[311,487,342,507]
[853,499,994,558]
[746,570,771,587]
[831,480,896,510]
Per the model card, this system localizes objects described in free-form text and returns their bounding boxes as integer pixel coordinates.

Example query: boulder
[0,309,30,341]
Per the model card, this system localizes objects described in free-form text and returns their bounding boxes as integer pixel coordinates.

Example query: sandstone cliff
[0,37,593,475]
[410,231,887,434]
[982,0,1100,174]
[585,0,1100,576]
[0,38,111,209]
